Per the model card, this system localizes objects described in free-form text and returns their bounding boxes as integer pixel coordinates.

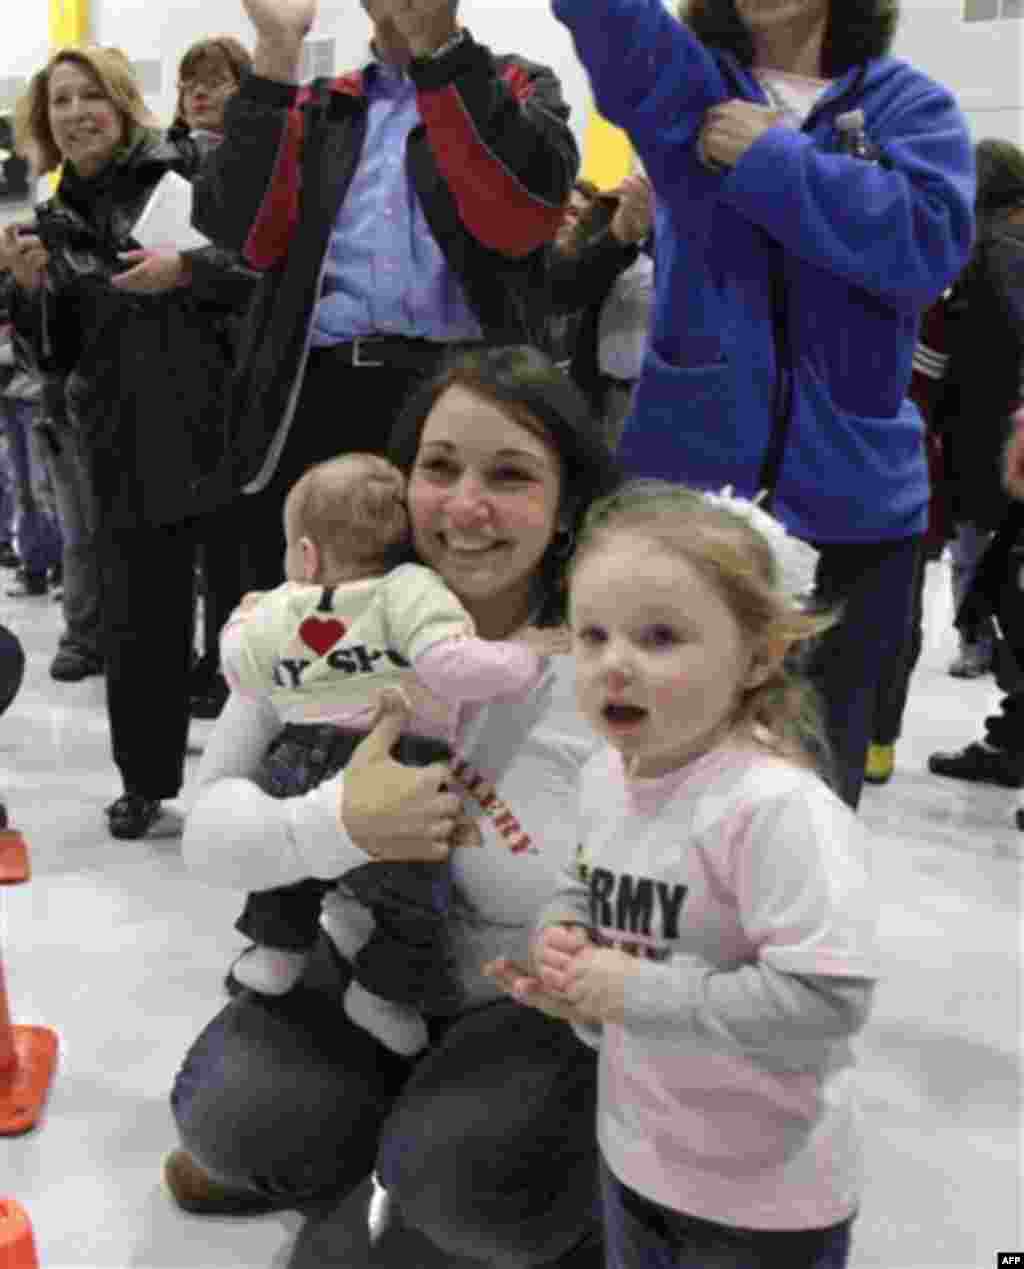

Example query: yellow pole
[580,104,634,192]
[50,0,90,50]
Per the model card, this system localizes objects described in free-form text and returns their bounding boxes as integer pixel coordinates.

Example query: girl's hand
[483,956,598,1026]
[1,226,48,294]
[111,250,188,294]
[698,100,784,170]
[342,689,478,862]
[610,173,652,244]
[541,942,635,1024]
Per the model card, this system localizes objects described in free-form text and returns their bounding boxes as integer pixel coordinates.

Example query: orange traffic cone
[0,830,57,1136]
[0,1199,39,1268]
[0,831,28,886]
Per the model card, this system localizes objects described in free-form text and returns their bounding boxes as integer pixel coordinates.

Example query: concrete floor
[0,556,1019,1269]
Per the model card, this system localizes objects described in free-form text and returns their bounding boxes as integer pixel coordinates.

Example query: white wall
[892,0,1023,143]
[2,0,1021,149]
[85,0,595,146]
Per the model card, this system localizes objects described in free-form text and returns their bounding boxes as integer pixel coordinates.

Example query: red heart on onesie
[298,617,347,656]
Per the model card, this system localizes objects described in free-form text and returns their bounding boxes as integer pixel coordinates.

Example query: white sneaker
[367,1173,393,1244]
[231,945,307,995]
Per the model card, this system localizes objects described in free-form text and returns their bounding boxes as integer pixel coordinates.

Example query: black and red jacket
[192,33,579,491]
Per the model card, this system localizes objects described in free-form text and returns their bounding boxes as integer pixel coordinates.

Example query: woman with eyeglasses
[170,36,256,722]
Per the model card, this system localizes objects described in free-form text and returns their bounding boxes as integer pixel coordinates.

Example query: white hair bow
[701,486,820,604]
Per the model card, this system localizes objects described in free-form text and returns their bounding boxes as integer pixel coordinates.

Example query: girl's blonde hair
[572,481,836,770]
[14,46,158,175]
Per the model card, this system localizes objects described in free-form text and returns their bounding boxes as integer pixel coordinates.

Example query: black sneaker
[928,742,1024,788]
[105,793,183,840]
[50,646,104,682]
[0,543,19,569]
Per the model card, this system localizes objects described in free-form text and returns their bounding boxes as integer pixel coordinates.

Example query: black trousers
[236,353,430,594]
[100,499,247,799]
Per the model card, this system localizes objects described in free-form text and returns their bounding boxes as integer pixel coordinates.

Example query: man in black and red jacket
[194,0,579,591]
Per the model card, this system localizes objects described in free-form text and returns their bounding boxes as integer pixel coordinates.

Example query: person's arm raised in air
[190,0,312,257]
[551,0,731,188]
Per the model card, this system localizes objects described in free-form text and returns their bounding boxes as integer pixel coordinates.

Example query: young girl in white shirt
[488,481,881,1269]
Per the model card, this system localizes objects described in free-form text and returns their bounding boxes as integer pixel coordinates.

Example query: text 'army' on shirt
[589,867,688,942]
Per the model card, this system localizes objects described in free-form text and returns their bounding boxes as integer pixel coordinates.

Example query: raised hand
[365,0,459,59]
[242,0,317,44]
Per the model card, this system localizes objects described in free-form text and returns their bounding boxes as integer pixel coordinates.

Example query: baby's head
[568,482,833,776]
[283,454,410,584]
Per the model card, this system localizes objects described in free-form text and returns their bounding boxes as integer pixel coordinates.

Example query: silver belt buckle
[352,337,384,368]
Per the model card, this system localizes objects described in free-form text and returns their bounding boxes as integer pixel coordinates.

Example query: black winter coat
[936,212,1024,530]
[11,130,257,529]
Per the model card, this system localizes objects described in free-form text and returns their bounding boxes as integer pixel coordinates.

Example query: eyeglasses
[178,77,236,96]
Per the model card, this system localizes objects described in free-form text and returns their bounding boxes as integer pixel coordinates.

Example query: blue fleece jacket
[552,0,975,543]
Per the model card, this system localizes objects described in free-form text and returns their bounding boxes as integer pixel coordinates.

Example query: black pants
[235,724,461,1012]
[237,353,430,594]
[100,500,247,799]
[804,536,921,810]
[872,542,927,746]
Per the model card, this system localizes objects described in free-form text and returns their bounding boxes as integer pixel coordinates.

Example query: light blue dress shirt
[310,60,483,347]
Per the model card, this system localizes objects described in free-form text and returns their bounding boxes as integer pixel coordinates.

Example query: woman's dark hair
[389,345,622,626]
[172,36,251,132]
[683,0,899,77]
[975,139,1024,221]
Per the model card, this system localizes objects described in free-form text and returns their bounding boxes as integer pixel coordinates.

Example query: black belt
[311,336,479,375]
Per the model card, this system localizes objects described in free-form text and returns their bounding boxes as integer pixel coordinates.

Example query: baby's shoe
[231,945,308,995]
[344,980,428,1057]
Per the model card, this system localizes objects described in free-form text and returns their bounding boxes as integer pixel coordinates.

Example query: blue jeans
[0,397,62,576]
[600,1157,853,1269]
[36,422,102,657]
[171,933,601,1267]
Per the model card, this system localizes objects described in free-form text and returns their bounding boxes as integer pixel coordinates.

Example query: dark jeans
[1,398,62,576]
[600,1157,853,1269]
[37,422,102,658]
[236,725,459,1011]
[237,353,428,594]
[805,536,921,809]
[171,933,601,1267]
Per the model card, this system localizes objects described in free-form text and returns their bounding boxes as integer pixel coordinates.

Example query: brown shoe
[163,1148,291,1215]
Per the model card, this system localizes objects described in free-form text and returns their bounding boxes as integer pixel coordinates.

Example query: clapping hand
[364,0,459,58]
[111,249,187,294]
[1,225,49,294]
[698,100,784,170]
[610,173,653,245]
[535,924,633,1024]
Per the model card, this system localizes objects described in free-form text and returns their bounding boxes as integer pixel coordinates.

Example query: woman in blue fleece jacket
[552,0,975,808]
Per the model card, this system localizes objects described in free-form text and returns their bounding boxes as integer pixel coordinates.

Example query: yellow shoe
[864,743,895,785]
